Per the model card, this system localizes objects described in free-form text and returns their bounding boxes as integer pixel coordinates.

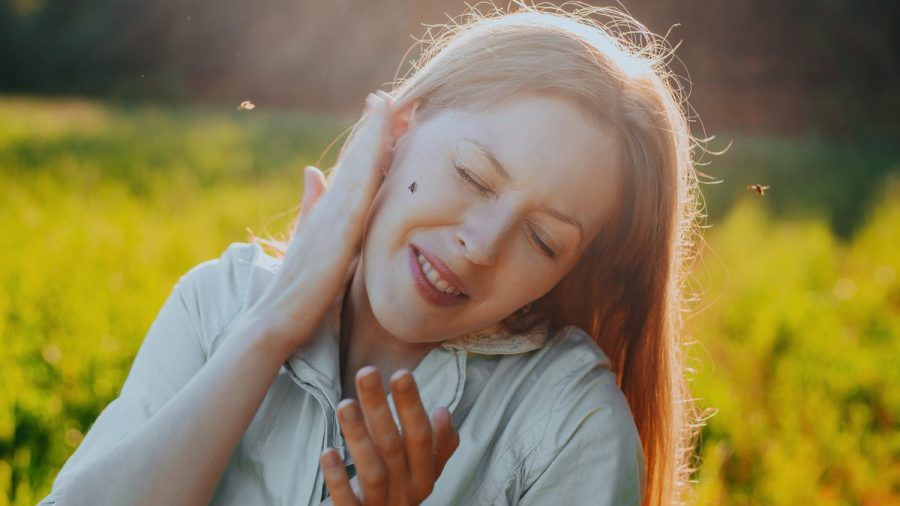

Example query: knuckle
[324,468,345,484]
[410,480,434,502]
[408,425,432,444]
[435,440,458,458]
[420,481,435,499]
[361,467,387,489]
[379,434,404,457]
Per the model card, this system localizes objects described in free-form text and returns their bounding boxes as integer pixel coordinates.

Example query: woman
[41,3,704,505]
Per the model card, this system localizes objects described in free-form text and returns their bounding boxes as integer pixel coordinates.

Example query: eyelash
[455,164,493,196]
[454,163,559,260]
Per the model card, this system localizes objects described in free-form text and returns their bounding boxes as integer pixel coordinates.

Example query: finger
[297,165,327,230]
[366,90,393,116]
[346,474,363,502]
[332,95,392,187]
[390,369,434,501]
[376,141,395,178]
[337,399,387,505]
[431,407,460,478]
[355,367,409,495]
[358,93,390,137]
[321,448,361,506]
[343,253,360,286]
[372,90,401,177]
[362,91,385,115]
[374,89,393,103]
[361,97,392,159]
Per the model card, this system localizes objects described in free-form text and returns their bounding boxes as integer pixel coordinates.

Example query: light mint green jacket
[41,242,646,505]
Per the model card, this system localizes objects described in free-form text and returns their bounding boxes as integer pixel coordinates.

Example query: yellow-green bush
[0,96,343,504]
[0,96,896,504]
[689,184,900,504]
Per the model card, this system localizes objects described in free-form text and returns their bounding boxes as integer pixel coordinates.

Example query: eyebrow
[460,137,585,240]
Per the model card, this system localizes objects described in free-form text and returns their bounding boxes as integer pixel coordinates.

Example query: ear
[388,98,421,141]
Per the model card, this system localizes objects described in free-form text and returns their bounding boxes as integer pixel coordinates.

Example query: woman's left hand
[320,366,460,505]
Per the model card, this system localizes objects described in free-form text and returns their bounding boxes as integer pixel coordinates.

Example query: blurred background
[1,0,897,504]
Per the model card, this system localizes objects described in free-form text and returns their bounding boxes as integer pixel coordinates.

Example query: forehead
[421,92,622,240]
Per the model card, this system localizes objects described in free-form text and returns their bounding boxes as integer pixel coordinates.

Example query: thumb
[297,165,327,231]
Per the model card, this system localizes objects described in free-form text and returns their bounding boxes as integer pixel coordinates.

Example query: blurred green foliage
[0,96,897,504]
[698,134,900,239]
[0,96,344,504]
[688,191,900,504]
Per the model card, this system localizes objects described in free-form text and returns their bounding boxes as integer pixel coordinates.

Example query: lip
[409,245,469,306]
[412,243,470,295]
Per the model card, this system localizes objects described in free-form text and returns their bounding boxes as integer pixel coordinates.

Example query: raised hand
[320,367,460,505]
[241,91,400,360]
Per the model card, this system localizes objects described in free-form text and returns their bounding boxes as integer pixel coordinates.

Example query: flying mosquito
[746,184,771,196]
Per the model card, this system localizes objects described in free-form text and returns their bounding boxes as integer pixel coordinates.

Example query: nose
[455,208,517,266]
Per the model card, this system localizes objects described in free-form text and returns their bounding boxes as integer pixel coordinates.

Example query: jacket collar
[281,280,551,421]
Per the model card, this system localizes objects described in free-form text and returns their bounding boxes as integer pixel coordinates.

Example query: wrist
[231,315,303,365]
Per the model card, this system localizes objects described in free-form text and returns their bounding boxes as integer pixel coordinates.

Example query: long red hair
[256,2,709,504]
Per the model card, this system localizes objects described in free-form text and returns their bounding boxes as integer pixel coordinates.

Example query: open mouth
[409,245,468,306]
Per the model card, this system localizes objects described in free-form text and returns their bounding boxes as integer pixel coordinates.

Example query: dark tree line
[1,0,898,136]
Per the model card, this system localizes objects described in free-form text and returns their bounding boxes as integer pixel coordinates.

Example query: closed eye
[455,164,494,197]
[529,227,558,259]
[456,160,559,261]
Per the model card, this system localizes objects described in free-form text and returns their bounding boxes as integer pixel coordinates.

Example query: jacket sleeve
[37,242,255,505]
[518,375,646,505]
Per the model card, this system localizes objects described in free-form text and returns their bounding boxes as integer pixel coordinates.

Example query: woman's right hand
[243,90,398,359]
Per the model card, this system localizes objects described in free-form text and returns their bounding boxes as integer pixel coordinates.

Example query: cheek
[362,175,431,256]
[495,263,557,299]
[381,165,465,228]
[491,242,569,303]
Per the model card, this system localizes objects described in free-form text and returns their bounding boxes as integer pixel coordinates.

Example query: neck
[339,262,439,399]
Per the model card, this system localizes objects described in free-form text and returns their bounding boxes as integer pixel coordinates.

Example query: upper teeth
[417,254,463,296]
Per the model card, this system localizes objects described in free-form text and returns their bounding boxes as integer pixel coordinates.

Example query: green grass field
[1,96,897,505]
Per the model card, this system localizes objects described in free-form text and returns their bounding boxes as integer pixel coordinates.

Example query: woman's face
[360,92,622,343]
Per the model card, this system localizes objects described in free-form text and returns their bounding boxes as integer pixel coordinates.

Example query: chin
[369,294,460,345]
[364,273,417,335]
[369,296,431,342]
[362,245,461,344]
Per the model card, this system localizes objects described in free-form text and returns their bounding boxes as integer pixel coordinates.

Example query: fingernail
[358,366,380,390]
[393,371,413,393]
[361,372,379,390]
[322,449,340,468]
[303,166,313,187]
[339,403,360,422]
